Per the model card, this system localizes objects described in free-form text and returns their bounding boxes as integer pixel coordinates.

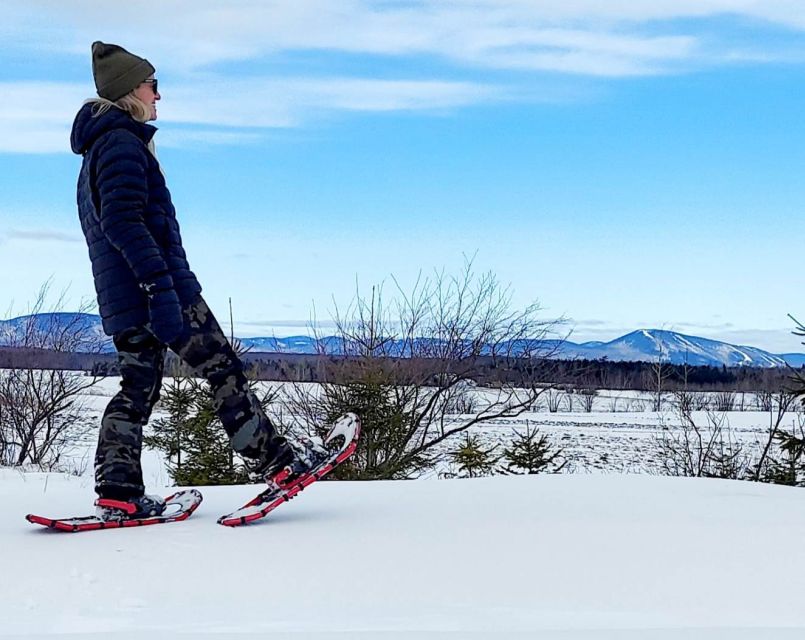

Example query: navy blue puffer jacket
[70,103,201,338]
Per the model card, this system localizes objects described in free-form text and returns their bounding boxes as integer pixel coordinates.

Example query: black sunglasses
[143,78,158,94]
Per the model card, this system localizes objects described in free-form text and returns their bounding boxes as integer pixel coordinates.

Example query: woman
[70,42,323,520]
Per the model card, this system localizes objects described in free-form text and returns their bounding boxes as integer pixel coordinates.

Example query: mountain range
[1,313,803,368]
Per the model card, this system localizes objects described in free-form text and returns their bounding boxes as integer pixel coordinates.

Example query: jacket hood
[70,102,157,155]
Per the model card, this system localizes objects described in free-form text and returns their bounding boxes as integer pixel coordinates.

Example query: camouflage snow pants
[95,295,286,499]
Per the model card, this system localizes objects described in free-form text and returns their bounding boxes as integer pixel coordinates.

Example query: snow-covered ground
[5,471,805,639]
[4,376,805,638]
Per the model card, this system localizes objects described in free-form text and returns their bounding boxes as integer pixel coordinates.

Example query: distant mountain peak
[0,313,801,368]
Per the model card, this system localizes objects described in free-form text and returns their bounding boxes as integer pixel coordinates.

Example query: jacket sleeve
[94,131,173,290]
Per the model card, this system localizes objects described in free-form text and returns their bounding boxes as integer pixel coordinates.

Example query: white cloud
[0,83,90,154]
[427,0,805,31]
[161,77,500,128]
[0,78,499,153]
[5,228,82,243]
[2,1,803,153]
[156,129,266,149]
[4,0,805,75]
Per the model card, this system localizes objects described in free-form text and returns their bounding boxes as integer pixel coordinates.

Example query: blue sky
[1,1,805,352]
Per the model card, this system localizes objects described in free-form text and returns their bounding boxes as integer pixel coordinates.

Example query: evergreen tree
[143,377,193,472]
[770,317,805,486]
[450,432,499,478]
[761,429,805,487]
[144,376,251,486]
[305,368,432,480]
[500,424,565,475]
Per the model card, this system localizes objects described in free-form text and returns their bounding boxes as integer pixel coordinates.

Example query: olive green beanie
[91,41,155,101]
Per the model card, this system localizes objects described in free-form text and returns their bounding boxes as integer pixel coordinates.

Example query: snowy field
[3,376,805,638]
[48,376,804,481]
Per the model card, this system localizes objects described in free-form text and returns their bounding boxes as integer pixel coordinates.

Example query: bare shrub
[643,350,672,412]
[629,398,646,412]
[545,389,562,413]
[0,282,103,469]
[712,391,737,413]
[657,385,803,485]
[444,381,478,414]
[578,388,596,413]
[751,392,796,483]
[756,391,774,413]
[674,389,694,415]
[654,404,750,479]
[280,260,562,479]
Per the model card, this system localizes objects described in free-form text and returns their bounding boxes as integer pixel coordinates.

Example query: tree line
[0,345,797,393]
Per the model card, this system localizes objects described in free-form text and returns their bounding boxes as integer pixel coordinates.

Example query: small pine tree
[305,367,432,480]
[761,429,805,487]
[144,377,250,486]
[500,424,565,475]
[450,432,499,478]
[771,319,805,486]
[143,377,193,471]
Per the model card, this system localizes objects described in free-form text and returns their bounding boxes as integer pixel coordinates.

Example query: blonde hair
[84,90,151,123]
